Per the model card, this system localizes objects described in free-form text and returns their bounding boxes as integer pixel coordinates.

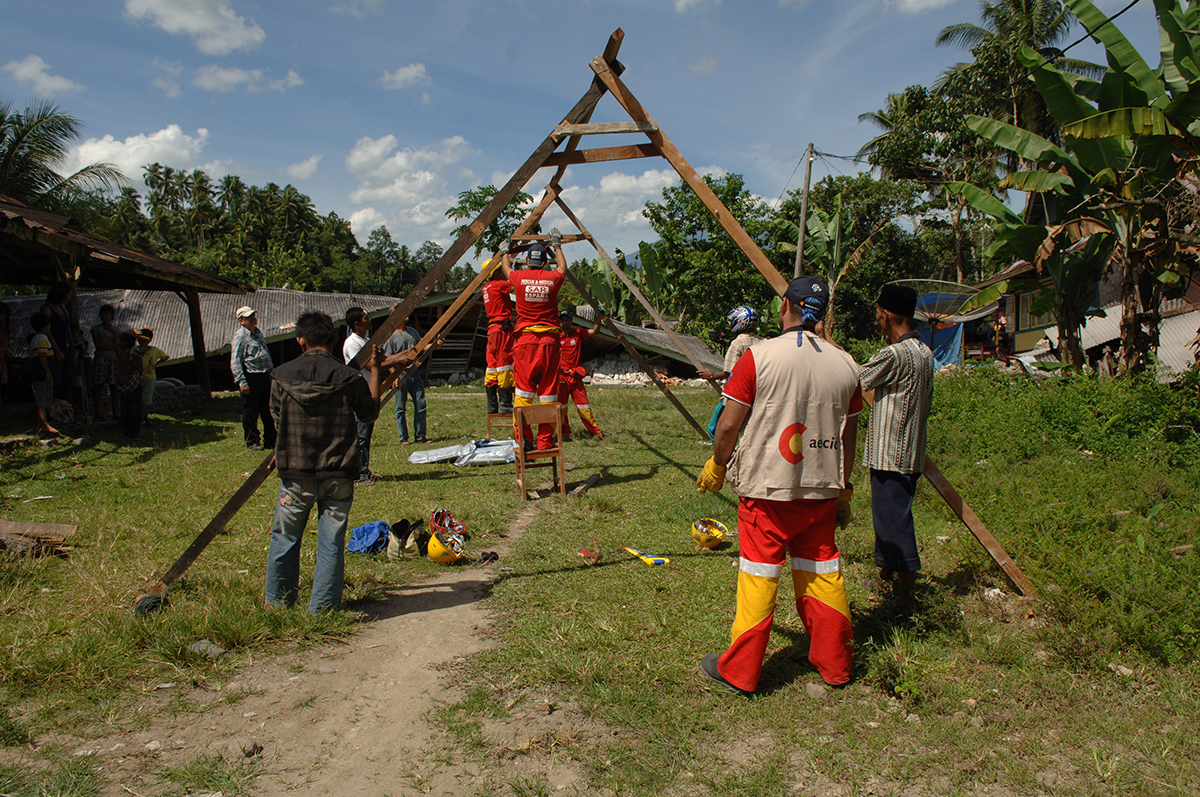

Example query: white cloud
[349,207,386,236]
[64,125,209,186]
[544,168,680,233]
[675,0,719,11]
[191,65,301,93]
[286,154,322,180]
[2,56,83,96]
[193,65,262,93]
[125,0,265,55]
[268,69,303,92]
[892,0,957,11]
[345,134,479,245]
[380,63,431,91]
[690,53,719,76]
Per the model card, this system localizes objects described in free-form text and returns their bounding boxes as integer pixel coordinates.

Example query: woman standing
[90,304,122,421]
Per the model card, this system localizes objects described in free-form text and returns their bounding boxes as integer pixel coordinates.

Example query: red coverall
[509,268,565,448]
[558,326,602,436]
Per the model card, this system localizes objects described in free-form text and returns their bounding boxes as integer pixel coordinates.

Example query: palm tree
[936,0,1101,143]
[0,98,123,208]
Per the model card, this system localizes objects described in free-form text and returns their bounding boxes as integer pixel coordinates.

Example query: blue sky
[1,0,1162,268]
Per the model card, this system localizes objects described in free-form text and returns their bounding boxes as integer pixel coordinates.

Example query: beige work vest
[727,331,860,502]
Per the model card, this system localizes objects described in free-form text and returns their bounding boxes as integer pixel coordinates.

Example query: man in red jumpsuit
[481,256,515,415]
[696,275,862,694]
[500,229,567,450]
[557,310,605,439]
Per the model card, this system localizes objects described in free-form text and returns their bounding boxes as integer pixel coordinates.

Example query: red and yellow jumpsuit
[509,268,565,449]
[558,324,602,437]
[483,276,515,390]
[716,331,862,691]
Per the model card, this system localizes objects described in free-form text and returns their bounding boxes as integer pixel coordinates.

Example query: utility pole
[793,142,814,278]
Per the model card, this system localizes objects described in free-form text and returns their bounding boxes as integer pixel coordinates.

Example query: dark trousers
[355,418,374,480]
[243,372,276,447]
[120,386,141,439]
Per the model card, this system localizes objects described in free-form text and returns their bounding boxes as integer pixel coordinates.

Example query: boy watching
[140,328,169,428]
[29,313,58,436]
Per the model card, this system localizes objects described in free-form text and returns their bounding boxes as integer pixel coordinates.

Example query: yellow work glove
[696,457,726,493]
[836,483,854,529]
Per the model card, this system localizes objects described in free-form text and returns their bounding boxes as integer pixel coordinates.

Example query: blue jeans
[395,373,427,442]
[355,418,374,480]
[264,477,354,613]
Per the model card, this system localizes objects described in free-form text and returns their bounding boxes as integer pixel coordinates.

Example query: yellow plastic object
[428,530,466,564]
[692,518,728,549]
[623,546,669,566]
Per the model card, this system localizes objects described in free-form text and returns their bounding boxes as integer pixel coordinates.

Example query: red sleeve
[722,349,756,407]
[847,383,864,417]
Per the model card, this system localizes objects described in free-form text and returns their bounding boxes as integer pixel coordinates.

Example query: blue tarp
[917,321,963,368]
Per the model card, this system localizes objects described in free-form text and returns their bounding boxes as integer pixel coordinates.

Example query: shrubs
[928,366,1200,664]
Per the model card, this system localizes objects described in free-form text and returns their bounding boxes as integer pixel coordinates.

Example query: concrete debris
[1108,663,1134,678]
[188,639,227,659]
[805,682,828,700]
[144,740,163,751]
[982,587,1005,603]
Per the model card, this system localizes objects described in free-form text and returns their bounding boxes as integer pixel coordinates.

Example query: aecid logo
[778,423,806,464]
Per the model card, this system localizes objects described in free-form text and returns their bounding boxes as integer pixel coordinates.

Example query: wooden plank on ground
[570,473,602,495]
[0,520,77,539]
[554,196,722,395]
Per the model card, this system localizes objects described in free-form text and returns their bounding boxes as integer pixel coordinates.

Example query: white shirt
[343,332,369,374]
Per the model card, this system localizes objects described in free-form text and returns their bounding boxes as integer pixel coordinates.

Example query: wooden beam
[182,288,212,396]
[553,121,658,138]
[543,143,659,167]
[562,267,712,441]
[511,233,587,243]
[347,31,626,372]
[922,457,1036,596]
[140,32,627,607]
[549,30,625,187]
[589,56,790,297]
[553,195,722,395]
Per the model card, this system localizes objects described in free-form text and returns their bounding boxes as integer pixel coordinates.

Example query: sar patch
[778,422,807,464]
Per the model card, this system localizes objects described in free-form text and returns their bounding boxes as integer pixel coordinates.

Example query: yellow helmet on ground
[428,530,466,564]
[429,508,467,564]
[692,518,728,549]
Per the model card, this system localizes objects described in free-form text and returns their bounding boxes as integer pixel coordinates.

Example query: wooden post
[183,287,212,396]
[347,31,627,371]
[562,269,711,441]
[794,142,813,278]
[588,56,789,298]
[552,195,722,395]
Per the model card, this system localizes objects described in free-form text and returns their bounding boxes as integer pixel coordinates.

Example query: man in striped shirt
[858,284,935,602]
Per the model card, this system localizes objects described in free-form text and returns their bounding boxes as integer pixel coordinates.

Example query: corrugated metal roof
[0,195,251,294]
[1156,309,1200,379]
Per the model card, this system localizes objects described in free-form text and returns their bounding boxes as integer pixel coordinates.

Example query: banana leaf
[999,170,1075,193]
[1067,0,1168,107]
[1065,106,1182,138]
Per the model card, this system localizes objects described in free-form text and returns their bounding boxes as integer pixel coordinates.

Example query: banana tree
[777,193,887,337]
[950,0,1200,370]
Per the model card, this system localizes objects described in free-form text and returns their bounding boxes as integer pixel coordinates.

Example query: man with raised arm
[500,229,568,450]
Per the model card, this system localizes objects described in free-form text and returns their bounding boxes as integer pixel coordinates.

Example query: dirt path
[79,503,554,796]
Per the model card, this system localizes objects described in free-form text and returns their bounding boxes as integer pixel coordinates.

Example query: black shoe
[415,530,432,558]
[699,654,751,696]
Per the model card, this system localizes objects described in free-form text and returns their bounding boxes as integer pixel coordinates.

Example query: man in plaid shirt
[264,311,383,612]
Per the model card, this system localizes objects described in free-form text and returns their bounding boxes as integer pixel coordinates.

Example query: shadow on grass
[628,431,737,509]
[360,577,495,621]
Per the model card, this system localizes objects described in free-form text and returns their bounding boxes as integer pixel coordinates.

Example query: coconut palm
[0,98,123,207]
[936,0,1102,143]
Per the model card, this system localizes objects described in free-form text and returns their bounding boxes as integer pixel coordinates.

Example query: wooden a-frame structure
[136,29,1032,612]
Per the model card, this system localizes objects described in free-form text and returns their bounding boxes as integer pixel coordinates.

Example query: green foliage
[157,753,261,796]
[642,173,783,334]
[444,184,534,257]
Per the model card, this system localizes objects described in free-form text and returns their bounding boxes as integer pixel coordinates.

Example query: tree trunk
[953,198,966,284]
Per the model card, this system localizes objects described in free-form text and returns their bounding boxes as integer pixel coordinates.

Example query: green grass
[2,374,1199,795]
[157,752,261,796]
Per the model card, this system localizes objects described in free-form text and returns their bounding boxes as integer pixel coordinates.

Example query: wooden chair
[513,403,566,499]
[485,411,512,439]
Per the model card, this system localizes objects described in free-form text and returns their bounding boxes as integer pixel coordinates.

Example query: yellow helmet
[427,530,466,564]
[429,509,467,564]
[692,518,728,549]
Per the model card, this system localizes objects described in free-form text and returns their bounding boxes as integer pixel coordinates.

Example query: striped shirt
[859,333,934,474]
[230,326,274,388]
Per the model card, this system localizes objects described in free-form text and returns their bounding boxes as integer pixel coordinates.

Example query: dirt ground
[48,500,600,797]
